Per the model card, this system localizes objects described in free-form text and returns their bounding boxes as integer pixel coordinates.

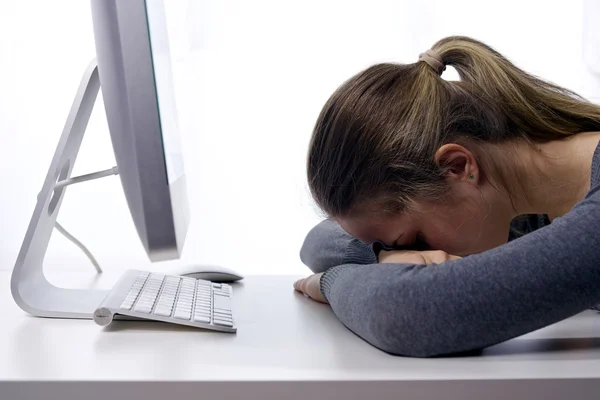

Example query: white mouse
[169,264,244,283]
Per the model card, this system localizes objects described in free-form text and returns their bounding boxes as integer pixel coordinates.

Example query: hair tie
[418,49,445,75]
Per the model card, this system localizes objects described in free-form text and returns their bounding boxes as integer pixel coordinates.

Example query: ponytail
[431,36,600,141]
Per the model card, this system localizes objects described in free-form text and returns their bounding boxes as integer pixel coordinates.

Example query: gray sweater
[300,143,600,357]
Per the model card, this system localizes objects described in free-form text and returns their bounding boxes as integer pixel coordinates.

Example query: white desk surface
[2,270,600,400]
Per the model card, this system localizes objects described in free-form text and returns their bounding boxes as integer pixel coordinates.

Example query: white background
[0,0,599,276]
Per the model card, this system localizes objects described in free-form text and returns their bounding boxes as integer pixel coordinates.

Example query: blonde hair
[307,36,600,217]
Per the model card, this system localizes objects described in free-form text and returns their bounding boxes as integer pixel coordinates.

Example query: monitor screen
[144,0,184,185]
[91,0,190,261]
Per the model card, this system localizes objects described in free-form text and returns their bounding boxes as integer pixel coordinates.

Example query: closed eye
[393,233,430,251]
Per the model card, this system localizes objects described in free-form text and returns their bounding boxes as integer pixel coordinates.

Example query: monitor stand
[11,60,109,319]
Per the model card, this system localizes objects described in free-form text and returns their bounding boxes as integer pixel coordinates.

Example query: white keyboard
[93,270,236,332]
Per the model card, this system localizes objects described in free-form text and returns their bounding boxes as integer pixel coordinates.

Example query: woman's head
[307,36,600,255]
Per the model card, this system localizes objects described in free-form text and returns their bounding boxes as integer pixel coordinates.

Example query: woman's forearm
[300,219,378,273]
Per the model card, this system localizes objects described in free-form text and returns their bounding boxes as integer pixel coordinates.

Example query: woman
[293,36,600,357]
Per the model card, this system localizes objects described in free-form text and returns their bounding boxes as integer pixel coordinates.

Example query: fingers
[380,249,461,265]
[427,250,451,264]
[293,278,304,292]
[379,250,426,265]
[294,278,311,295]
[293,275,329,304]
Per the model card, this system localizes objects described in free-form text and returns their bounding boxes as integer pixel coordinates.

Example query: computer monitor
[11,0,190,318]
[91,0,190,261]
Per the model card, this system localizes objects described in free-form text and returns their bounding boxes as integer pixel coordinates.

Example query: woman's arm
[300,219,378,274]
[319,189,600,357]
[301,214,548,274]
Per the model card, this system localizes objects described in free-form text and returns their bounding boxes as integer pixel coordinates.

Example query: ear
[434,144,479,183]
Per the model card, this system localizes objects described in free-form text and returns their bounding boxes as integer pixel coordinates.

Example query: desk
[2,270,600,400]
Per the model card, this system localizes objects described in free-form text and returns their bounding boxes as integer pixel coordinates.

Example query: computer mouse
[170,264,244,283]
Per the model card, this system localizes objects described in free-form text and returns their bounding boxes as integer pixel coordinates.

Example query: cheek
[418,204,489,255]
[422,208,508,255]
[420,223,464,253]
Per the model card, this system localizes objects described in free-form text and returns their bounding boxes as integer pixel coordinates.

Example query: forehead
[337,213,415,244]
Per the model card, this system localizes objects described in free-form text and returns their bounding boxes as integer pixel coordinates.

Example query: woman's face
[338,181,514,257]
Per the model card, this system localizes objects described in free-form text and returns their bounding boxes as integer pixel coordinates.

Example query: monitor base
[11,60,109,319]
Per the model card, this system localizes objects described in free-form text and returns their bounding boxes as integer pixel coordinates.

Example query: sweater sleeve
[300,219,378,274]
[320,186,600,357]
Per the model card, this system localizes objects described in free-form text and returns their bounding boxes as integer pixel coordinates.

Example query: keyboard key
[156,302,175,311]
[193,315,210,323]
[155,307,172,317]
[134,304,153,313]
[174,309,191,320]
[122,298,135,306]
[214,319,234,327]
[195,312,210,319]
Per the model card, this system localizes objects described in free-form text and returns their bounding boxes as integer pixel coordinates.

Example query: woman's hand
[378,249,461,264]
[293,273,328,304]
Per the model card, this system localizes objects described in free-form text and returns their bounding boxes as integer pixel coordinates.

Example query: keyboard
[93,270,236,332]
